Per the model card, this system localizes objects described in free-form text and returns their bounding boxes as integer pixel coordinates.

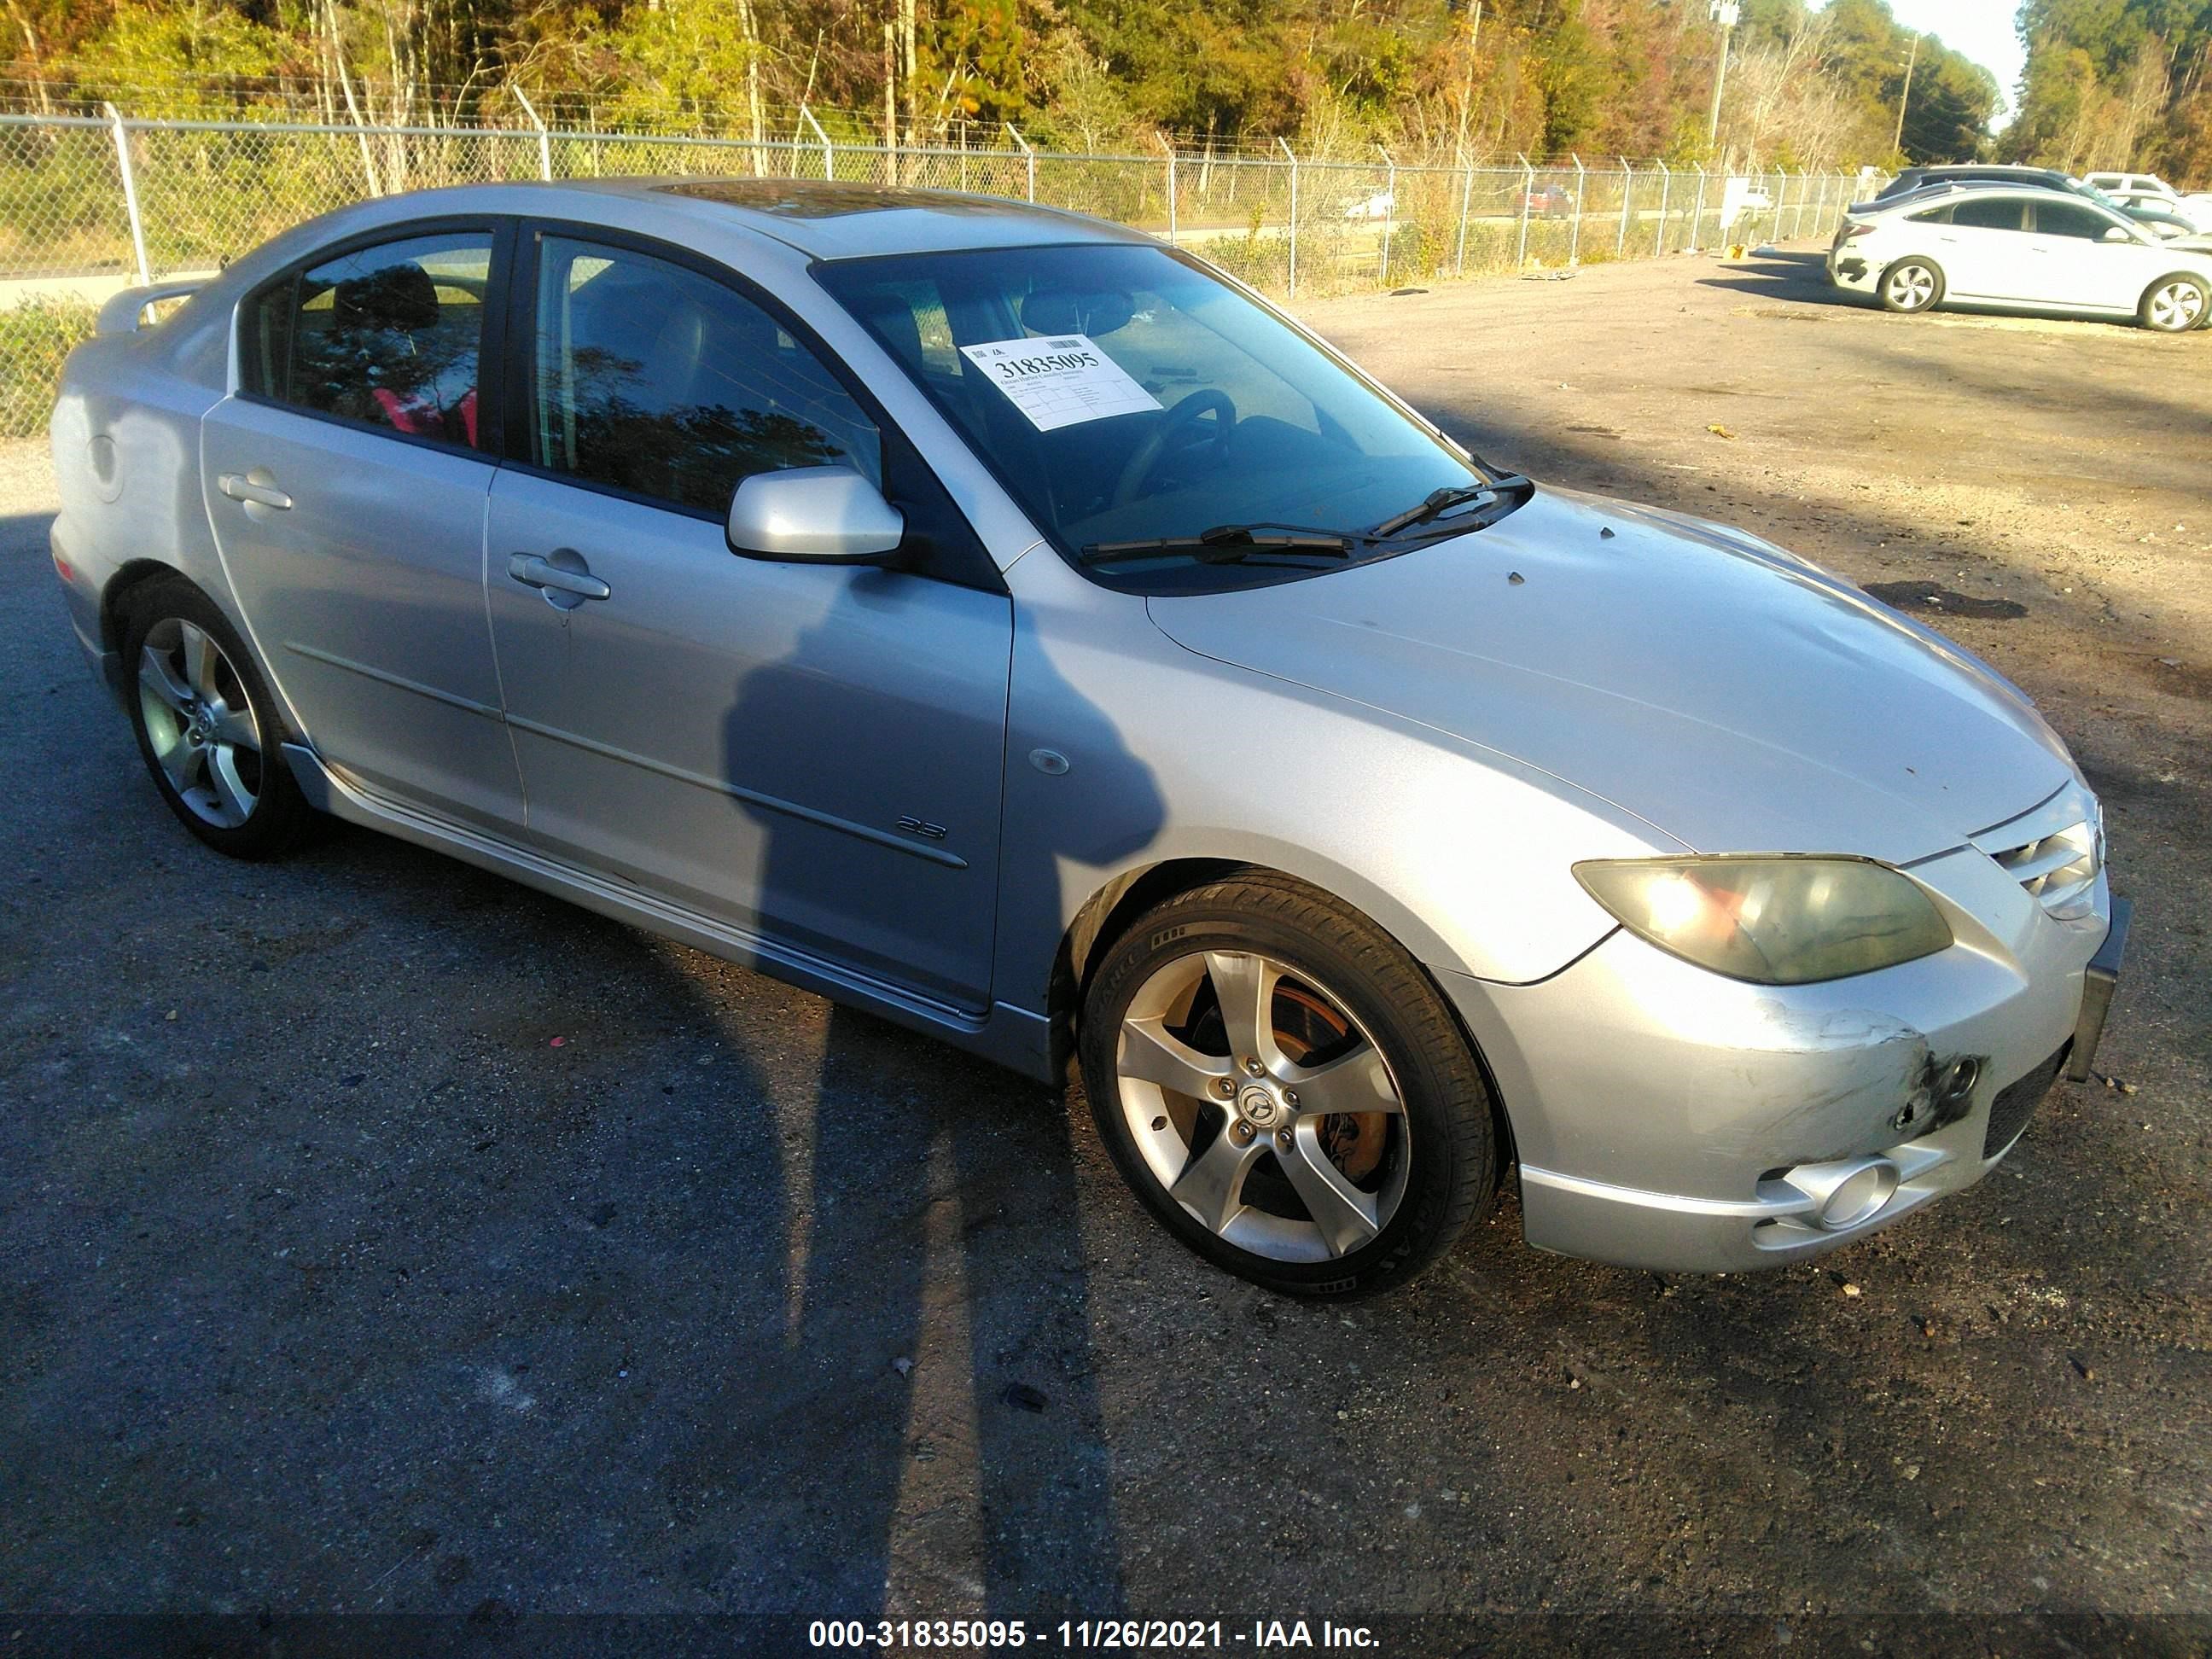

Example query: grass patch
[0,299,97,439]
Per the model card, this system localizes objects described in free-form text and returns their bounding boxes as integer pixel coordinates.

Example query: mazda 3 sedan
[50,179,2127,1296]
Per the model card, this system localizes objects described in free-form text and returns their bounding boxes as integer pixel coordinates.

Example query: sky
[1819,0,2027,127]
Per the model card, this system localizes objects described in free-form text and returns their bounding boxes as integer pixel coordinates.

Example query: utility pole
[1892,32,1921,156]
[1706,2,1740,151]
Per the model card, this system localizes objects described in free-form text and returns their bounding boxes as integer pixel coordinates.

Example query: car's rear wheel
[1878,258,1943,314]
[1079,872,1498,1298]
[122,577,312,859]
[2139,273,2209,333]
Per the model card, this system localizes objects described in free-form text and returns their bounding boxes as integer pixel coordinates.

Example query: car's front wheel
[1079,872,1498,1297]
[1878,257,1943,314]
[122,577,312,859]
[2139,273,2209,333]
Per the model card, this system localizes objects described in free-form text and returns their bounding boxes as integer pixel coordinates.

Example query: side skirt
[282,742,1057,1083]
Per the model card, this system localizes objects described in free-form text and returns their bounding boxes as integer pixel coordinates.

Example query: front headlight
[1573,856,1952,985]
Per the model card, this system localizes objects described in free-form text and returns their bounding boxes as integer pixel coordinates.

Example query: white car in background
[2081,171,2212,223]
[1828,183,2212,331]
[2099,186,2209,234]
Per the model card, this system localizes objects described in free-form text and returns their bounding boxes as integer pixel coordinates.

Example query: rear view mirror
[1019,287,1137,335]
[2103,225,2134,242]
[727,466,905,563]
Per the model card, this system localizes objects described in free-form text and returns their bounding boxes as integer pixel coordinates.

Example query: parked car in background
[2082,170,2174,197]
[2101,187,2209,234]
[1862,164,2200,240]
[1516,183,1576,218]
[1830,183,2212,330]
[1340,189,1394,221]
[1872,163,2075,203]
[2078,171,2212,219]
[50,178,2126,1297]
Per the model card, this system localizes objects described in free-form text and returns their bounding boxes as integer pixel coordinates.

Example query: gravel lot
[2,246,2207,1651]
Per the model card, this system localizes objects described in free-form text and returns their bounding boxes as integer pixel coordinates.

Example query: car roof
[560,176,1151,259]
[1912,164,2069,181]
[1861,181,2122,218]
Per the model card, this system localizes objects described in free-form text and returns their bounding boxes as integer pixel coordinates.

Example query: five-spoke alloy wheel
[1080,871,1498,1297]
[2140,274,2209,333]
[1878,257,1943,315]
[123,578,311,857]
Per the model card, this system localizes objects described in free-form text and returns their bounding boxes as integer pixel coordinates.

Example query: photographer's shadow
[711,567,1164,1617]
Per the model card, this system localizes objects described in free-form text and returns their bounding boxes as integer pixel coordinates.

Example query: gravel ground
[1,247,2206,1653]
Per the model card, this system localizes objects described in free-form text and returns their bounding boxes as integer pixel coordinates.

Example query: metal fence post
[511,85,552,180]
[1653,158,1671,254]
[1454,155,1474,276]
[1690,165,1708,252]
[1157,132,1177,245]
[102,102,150,285]
[1616,157,1633,256]
[1380,146,1397,286]
[1515,153,1533,268]
[1006,122,1033,201]
[802,105,835,180]
[1569,153,1586,265]
[1279,137,1298,298]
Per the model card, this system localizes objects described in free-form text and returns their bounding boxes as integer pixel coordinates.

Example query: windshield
[813,243,1496,591]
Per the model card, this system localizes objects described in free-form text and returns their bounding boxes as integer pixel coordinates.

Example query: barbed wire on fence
[0,109,1868,437]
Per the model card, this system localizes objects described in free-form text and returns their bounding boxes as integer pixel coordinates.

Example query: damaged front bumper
[1442,859,2117,1272]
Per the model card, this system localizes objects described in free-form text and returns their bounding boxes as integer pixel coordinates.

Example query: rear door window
[243,230,493,450]
[1950,198,2028,232]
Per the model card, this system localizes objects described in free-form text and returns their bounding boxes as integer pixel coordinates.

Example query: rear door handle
[508,550,611,602]
[218,472,292,510]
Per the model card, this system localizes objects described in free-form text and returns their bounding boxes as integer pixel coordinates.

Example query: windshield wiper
[1372,474,1533,538]
[1079,523,1359,566]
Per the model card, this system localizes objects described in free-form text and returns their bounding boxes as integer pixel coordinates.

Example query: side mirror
[726,465,905,564]
[2102,224,2135,242]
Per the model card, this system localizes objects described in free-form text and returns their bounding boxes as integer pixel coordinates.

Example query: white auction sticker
[958,334,1161,432]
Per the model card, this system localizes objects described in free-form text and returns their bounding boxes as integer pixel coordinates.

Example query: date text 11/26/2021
[807,1619,1382,1650]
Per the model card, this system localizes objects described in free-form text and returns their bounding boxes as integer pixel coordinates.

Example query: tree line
[1,0,1999,168]
[2007,1,2212,182]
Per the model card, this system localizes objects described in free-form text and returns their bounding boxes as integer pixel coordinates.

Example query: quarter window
[529,236,881,515]
[245,230,492,448]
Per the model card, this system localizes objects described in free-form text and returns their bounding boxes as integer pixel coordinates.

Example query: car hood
[1144,486,2074,864]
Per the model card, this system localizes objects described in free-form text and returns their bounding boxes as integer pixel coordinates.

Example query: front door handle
[508,550,611,605]
[218,471,292,510]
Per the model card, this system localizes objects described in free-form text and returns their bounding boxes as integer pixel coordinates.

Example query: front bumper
[1444,857,2119,1272]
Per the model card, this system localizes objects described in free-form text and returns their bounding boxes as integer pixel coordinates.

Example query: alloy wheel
[2149,279,2205,331]
[1113,949,1411,1263]
[1885,265,1936,311]
[137,616,265,829]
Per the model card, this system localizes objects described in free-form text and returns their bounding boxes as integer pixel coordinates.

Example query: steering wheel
[1111,389,1237,507]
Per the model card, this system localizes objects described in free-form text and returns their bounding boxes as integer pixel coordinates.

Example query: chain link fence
[0,109,1865,436]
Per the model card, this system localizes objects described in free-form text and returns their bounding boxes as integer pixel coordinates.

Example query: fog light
[1785,1156,1902,1232]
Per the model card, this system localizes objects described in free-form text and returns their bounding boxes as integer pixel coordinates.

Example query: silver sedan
[49,179,2126,1296]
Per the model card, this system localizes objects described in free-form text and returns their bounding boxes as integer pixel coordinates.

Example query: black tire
[1078,870,1498,1298]
[2138,272,2209,333]
[120,576,313,859]
[1877,257,1943,314]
